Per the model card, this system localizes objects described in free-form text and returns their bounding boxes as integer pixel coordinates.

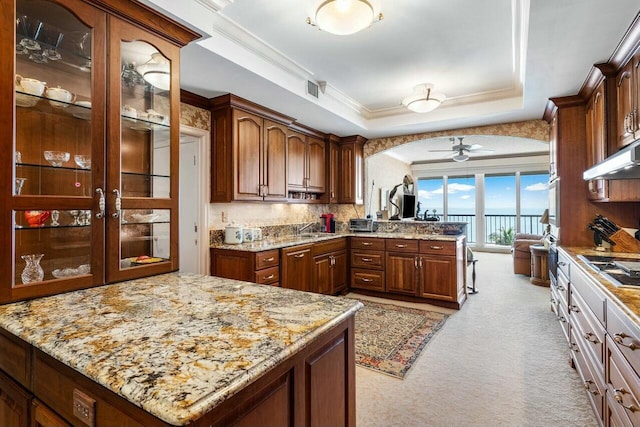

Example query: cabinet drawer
[558,249,571,278]
[385,239,419,252]
[351,250,384,270]
[255,250,279,269]
[558,302,570,344]
[350,237,384,251]
[607,336,640,426]
[570,266,605,325]
[0,328,31,388]
[573,332,604,421]
[255,266,280,285]
[556,268,569,308]
[351,269,385,291]
[312,238,346,256]
[33,350,159,427]
[419,241,456,255]
[607,303,640,377]
[570,286,605,369]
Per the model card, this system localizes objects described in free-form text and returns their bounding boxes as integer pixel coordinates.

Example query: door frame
[179,124,210,275]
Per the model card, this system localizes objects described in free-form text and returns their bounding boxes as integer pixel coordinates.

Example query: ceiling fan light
[310,0,381,35]
[452,153,469,162]
[402,83,445,113]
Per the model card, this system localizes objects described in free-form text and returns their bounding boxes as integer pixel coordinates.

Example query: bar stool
[467,247,478,294]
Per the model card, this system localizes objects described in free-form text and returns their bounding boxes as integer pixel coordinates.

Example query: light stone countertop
[0,273,363,425]
[560,247,640,324]
[213,232,465,252]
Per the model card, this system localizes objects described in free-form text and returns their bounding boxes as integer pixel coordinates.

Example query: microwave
[349,218,377,232]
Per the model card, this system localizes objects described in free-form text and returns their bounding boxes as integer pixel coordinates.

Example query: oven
[548,243,558,286]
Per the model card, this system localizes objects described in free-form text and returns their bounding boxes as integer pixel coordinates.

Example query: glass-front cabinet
[1,0,197,303]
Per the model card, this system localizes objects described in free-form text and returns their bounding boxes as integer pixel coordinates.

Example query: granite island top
[213,231,465,252]
[0,273,363,425]
[560,246,640,324]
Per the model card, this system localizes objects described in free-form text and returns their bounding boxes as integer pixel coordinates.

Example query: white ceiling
[141,0,639,161]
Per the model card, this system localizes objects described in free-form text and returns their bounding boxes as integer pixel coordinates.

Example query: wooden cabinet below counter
[211,248,280,286]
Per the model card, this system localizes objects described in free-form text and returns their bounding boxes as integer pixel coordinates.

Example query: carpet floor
[352,252,599,427]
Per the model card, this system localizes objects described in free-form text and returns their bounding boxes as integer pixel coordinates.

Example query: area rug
[353,299,449,379]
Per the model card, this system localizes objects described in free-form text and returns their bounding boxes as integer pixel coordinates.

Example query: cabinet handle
[330,255,334,267]
[361,257,373,262]
[360,277,373,283]
[419,257,423,269]
[395,244,407,248]
[112,189,121,218]
[613,333,639,350]
[558,261,567,266]
[583,380,599,395]
[583,332,599,344]
[429,246,443,250]
[569,304,580,313]
[294,253,305,259]
[570,342,579,353]
[614,388,638,412]
[264,257,275,262]
[557,285,565,292]
[361,242,373,246]
[550,297,556,304]
[558,315,567,323]
[263,274,275,280]
[414,258,419,269]
[95,188,105,219]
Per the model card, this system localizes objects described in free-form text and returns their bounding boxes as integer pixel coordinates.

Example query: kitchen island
[0,273,362,426]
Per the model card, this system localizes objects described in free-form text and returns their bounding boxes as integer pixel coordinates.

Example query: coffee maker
[320,213,335,233]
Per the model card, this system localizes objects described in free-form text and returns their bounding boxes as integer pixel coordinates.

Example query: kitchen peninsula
[0,274,361,426]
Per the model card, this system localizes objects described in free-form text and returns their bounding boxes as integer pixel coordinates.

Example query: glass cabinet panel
[119,209,171,269]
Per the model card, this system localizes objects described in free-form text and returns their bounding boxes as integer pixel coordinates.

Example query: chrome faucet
[296,222,315,235]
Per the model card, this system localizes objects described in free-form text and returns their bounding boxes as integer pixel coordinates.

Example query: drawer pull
[395,244,407,248]
[360,278,373,283]
[361,258,373,262]
[264,257,275,262]
[570,342,579,353]
[613,333,639,350]
[583,332,599,344]
[614,388,638,412]
[361,242,373,246]
[558,315,566,323]
[569,304,580,313]
[294,253,305,259]
[583,380,599,395]
[429,246,443,250]
[558,261,567,266]
[263,274,275,280]
[557,285,565,292]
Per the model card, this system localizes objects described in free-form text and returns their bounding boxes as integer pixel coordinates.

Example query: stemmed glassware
[69,210,80,226]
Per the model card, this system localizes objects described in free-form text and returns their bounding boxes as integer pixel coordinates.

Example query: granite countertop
[560,247,640,324]
[213,232,464,252]
[0,273,362,425]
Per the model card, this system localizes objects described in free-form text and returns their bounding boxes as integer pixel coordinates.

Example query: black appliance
[548,244,558,286]
[577,254,640,288]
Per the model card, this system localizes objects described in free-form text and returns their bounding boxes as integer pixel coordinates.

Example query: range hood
[583,140,640,180]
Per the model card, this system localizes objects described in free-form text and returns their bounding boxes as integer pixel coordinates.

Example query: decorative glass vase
[21,254,44,284]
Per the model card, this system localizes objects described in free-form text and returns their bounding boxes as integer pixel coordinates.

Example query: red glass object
[24,210,51,227]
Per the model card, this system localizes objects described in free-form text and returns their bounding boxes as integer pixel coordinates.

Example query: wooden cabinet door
[0,370,31,427]
[281,245,313,291]
[586,81,607,201]
[31,400,70,427]
[313,253,331,295]
[328,141,339,203]
[331,250,348,295]
[263,120,287,200]
[418,255,456,301]
[234,109,263,200]
[386,252,418,295]
[338,139,364,204]
[306,136,326,193]
[616,60,635,148]
[287,131,306,191]
[549,113,558,181]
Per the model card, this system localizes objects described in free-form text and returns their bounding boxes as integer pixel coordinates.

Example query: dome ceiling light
[306,0,384,36]
[402,83,446,113]
[136,52,170,91]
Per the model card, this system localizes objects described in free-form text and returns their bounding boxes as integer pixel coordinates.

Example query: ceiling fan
[429,137,495,162]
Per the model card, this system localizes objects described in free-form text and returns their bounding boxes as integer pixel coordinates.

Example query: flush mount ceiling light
[452,152,469,162]
[306,0,383,36]
[402,83,446,113]
[136,52,170,91]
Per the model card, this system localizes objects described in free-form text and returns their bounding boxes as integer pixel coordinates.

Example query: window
[417,177,443,219]
[520,172,549,235]
[485,174,516,245]
[447,176,476,242]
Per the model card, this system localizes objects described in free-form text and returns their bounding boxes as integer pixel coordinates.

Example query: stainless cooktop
[578,254,640,288]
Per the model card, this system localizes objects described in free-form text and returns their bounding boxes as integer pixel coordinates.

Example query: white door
[179,135,199,273]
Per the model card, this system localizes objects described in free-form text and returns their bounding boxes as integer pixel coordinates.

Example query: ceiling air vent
[307,80,319,98]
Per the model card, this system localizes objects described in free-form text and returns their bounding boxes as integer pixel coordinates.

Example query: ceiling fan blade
[429,149,458,152]
[470,149,495,153]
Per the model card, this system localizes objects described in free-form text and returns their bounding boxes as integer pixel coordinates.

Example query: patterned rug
[353,299,449,379]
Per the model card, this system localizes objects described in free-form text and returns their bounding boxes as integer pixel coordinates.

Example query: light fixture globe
[308,0,383,35]
[452,153,469,162]
[136,52,170,91]
[402,83,445,113]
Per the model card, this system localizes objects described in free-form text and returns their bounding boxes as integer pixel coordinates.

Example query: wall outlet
[221,211,227,223]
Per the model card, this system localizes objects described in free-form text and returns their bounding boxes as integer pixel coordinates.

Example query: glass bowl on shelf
[43,150,70,167]
[52,263,91,279]
[74,154,91,169]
